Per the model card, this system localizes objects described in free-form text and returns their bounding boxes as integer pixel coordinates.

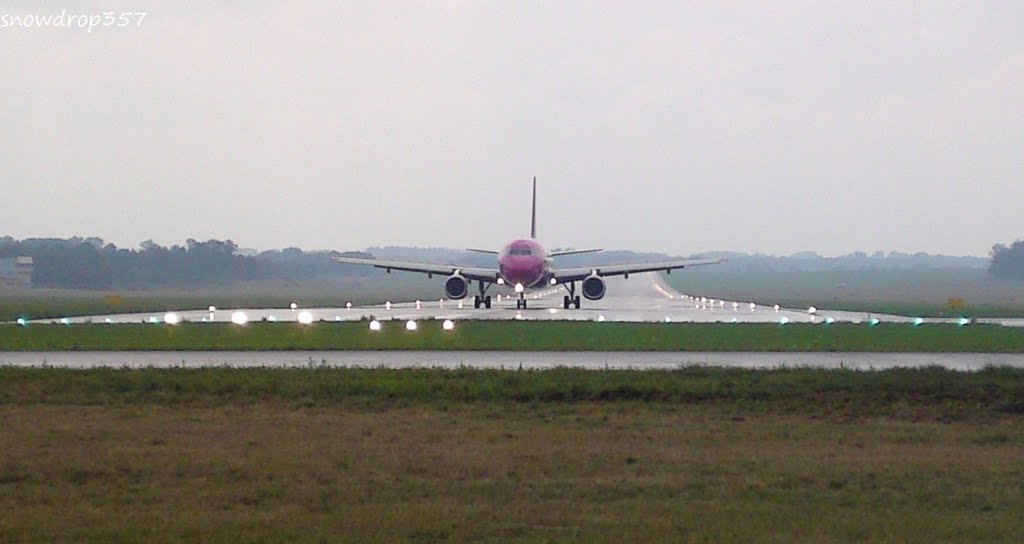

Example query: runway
[29,272,988,326]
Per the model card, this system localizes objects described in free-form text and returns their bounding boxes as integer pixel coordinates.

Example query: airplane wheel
[563,295,570,310]
[485,296,492,309]
[473,296,481,309]
[522,299,527,309]
[574,296,581,309]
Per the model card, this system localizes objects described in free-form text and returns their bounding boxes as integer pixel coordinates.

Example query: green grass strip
[1,321,1024,352]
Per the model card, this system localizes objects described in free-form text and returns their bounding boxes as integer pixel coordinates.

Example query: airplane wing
[550,258,725,282]
[333,256,499,283]
[549,248,603,257]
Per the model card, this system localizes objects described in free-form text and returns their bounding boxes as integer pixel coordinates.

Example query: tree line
[989,240,1024,280]
[0,237,374,289]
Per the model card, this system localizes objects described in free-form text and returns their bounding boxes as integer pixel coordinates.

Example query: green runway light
[16,317,27,327]
[913,318,924,326]
[779,316,790,325]
[958,317,970,326]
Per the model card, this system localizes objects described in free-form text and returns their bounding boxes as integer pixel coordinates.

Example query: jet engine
[444,273,469,299]
[581,273,606,300]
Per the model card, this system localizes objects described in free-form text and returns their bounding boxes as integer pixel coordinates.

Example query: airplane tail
[531,176,537,239]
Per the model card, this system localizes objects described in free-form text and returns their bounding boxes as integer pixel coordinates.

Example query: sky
[1,1,1022,257]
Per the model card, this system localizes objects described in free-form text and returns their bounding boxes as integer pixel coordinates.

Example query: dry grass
[2,402,1022,542]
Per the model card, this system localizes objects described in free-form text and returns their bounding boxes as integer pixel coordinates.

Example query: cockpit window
[509,248,533,256]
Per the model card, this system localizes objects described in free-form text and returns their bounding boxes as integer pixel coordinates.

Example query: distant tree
[989,241,1024,280]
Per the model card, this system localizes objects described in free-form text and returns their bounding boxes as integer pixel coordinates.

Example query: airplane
[333,178,724,309]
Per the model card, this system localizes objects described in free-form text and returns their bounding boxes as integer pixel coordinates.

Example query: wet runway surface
[29,273,995,326]
[3,350,1024,370]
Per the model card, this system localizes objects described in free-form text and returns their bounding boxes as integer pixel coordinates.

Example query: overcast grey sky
[1,1,1021,256]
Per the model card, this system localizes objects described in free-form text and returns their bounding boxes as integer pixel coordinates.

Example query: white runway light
[774,304,780,312]
[808,306,817,315]
[913,317,924,326]
[369,319,382,331]
[346,302,353,309]
[597,314,606,322]
[231,311,248,325]
[749,302,756,311]
[16,318,27,327]
[268,316,277,322]
[442,319,455,331]
[405,320,418,331]
[869,318,880,326]
[208,305,216,313]
[779,316,790,325]
[385,301,392,310]
[290,302,298,310]
[163,312,180,325]
[415,300,421,309]
[297,311,314,325]
[458,301,464,309]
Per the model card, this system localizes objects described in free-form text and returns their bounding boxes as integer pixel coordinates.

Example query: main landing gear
[516,296,528,310]
[562,281,581,309]
[473,281,492,309]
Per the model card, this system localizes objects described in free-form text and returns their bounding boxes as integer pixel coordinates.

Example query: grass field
[3,321,1024,352]
[1,367,1022,542]
[668,268,1024,317]
[0,277,438,323]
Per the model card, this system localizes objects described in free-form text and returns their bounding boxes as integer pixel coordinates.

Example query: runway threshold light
[163,312,181,325]
[297,311,314,325]
[825,317,836,325]
[779,316,790,325]
[16,317,27,326]
[869,318,880,326]
[405,320,418,331]
[231,311,248,325]
[913,317,924,326]
[958,317,970,326]
[369,319,382,331]
[442,319,455,331]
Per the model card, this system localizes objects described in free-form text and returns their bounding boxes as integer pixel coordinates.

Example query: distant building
[0,257,33,288]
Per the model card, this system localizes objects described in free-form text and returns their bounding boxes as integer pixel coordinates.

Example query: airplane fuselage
[498,238,549,290]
